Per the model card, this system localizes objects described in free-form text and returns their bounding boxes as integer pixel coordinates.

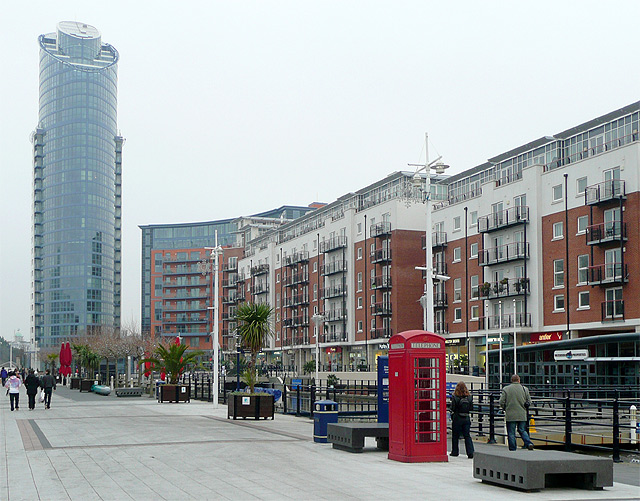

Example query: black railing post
[208,377,212,402]
[310,385,316,418]
[296,386,301,416]
[613,392,621,463]
[488,393,497,444]
[223,374,227,404]
[564,392,572,452]
[283,384,288,414]
[477,391,484,436]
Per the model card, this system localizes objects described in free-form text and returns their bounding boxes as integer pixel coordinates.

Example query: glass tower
[32,22,122,347]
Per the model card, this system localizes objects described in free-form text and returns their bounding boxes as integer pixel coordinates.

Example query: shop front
[444,337,468,373]
[325,346,342,371]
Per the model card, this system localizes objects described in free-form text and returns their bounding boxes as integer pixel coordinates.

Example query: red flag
[175,336,180,345]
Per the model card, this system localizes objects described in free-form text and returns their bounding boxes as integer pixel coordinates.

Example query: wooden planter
[70,377,81,390]
[158,384,191,403]
[80,379,97,392]
[228,394,275,420]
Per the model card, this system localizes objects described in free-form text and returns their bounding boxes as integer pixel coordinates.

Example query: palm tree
[140,340,204,384]
[236,302,273,393]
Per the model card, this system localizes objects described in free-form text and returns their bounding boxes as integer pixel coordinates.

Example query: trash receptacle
[313,400,338,443]
[472,365,480,377]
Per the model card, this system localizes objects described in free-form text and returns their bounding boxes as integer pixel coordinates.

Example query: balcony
[370,222,391,238]
[283,293,309,307]
[282,318,294,328]
[325,309,347,322]
[433,293,448,309]
[162,317,208,325]
[252,282,269,294]
[164,254,203,263]
[479,242,529,266]
[478,278,530,299]
[432,231,448,248]
[222,262,238,272]
[321,260,347,276]
[434,321,449,335]
[601,300,624,322]
[163,278,209,287]
[163,304,208,312]
[322,332,347,343]
[222,278,238,288]
[320,236,348,253]
[478,206,529,233]
[293,334,310,346]
[479,313,531,329]
[222,295,238,304]
[284,270,309,286]
[370,327,392,339]
[586,221,627,245]
[370,249,392,264]
[371,275,392,289]
[236,273,246,283]
[163,266,201,275]
[585,179,626,205]
[251,264,269,276]
[321,285,347,299]
[588,263,628,286]
[292,315,309,327]
[370,302,392,316]
[284,251,309,266]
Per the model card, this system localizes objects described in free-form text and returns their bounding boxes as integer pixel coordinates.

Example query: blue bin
[313,400,338,443]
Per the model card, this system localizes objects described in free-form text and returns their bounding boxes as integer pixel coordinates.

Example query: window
[453,278,461,302]
[554,259,564,287]
[313,284,318,301]
[454,308,462,322]
[470,275,479,299]
[453,247,461,262]
[553,222,563,239]
[190,337,199,347]
[470,211,478,227]
[577,215,588,234]
[453,216,461,231]
[313,261,318,272]
[357,297,363,309]
[576,177,587,195]
[578,291,590,309]
[357,223,362,234]
[276,273,280,283]
[552,184,563,202]
[357,321,363,332]
[470,243,478,258]
[357,272,362,292]
[577,255,589,285]
[357,247,363,260]
[554,295,565,311]
[470,305,479,320]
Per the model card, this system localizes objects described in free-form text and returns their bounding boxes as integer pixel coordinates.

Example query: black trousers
[44,388,53,407]
[28,393,37,409]
[451,415,474,457]
[9,393,19,410]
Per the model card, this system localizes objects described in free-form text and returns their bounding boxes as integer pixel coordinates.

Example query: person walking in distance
[0,367,7,387]
[41,369,57,409]
[5,371,22,411]
[499,374,534,451]
[24,370,42,410]
[449,381,475,458]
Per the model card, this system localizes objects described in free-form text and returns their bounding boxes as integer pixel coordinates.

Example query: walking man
[5,371,22,411]
[499,374,534,451]
[1,367,7,387]
[25,370,41,410]
[41,369,57,409]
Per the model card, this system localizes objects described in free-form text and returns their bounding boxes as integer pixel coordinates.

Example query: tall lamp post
[311,313,324,387]
[408,133,449,333]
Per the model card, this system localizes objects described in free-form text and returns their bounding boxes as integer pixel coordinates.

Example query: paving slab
[0,385,638,500]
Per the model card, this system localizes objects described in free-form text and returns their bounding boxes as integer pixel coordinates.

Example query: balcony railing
[478,206,529,233]
[479,313,532,329]
[252,283,269,294]
[601,300,624,321]
[284,251,309,266]
[478,278,530,299]
[432,231,448,248]
[320,236,348,253]
[222,295,238,304]
[370,302,392,315]
[370,249,392,263]
[433,293,448,308]
[588,263,628,286]
[293,335,310,346]
[222,278,238,288]
[321,260,347,275]
[284,270,309,286]
[283,293,309,307]
[370,327,392,339]
[251,264,269,276]
[222,262,238,272]
[370,222,391,238]
[586,221,627,245]
[325,309,347,322]
[371,275,392,289]
[162,266,202,275]
[434,321,449,335]
[321,285,347,299]
[585,179,626,205]
[322,332,348,343]
[434,261,447,275]
[479,242,529,266]
[163,304,209,312]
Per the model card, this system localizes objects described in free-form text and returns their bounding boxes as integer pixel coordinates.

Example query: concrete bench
[327,423,389,453]
[473,448,613,492]
[115,387,144,397]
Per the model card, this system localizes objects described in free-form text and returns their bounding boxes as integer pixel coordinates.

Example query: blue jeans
[506,421,532,450]
[451,416,474,457]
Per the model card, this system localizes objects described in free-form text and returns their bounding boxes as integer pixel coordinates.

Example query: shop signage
[378,343,389,350]
[531,332,563,343]
[554,349,588,361]
[445,338,465,346]
[325,346,342,353]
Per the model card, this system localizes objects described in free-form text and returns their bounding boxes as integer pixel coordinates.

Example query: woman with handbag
[449,381,475,458]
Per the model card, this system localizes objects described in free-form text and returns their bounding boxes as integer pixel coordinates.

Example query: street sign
[554,349,588,361]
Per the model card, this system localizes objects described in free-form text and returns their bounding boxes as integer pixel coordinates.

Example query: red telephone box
[388,330,447,463]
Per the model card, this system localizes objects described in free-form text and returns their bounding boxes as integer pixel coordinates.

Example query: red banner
[530,332,563,343]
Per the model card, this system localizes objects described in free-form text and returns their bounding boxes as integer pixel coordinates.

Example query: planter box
[158,384,191,403]
[80,379,97,392]
[228,393,275,420]
[70,377,81,390]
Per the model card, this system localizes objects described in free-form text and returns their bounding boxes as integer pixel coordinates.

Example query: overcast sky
[2,0,639,341]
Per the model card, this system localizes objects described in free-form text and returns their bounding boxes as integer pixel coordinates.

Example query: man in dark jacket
[41,369,57,409]
[24,370,42,410]
[499,374,534,451]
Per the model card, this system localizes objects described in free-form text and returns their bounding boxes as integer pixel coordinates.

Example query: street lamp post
[311,313,324,387]
[498,300,503,388]
[513,298,517,376]
[408,133,449,333]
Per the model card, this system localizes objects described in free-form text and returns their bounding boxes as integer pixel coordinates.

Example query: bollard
[478,391,484,437]
[310,385,316,418]
[283,384,288,414]
[613,393,621,463]
[630,405,637,446]
[296,385,301,416]
[564,392,572,452]
[488,393,497,444]
[110,375,114,391]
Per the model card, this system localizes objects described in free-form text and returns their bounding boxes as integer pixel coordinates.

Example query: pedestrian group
[2,367,56,411]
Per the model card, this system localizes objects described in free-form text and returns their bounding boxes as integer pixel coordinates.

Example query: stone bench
[327,423,389,453]
[473,448,613,492]
[115,387,144,397]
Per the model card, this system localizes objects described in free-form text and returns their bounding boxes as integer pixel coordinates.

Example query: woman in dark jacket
[449,381,474,458]
[24,370,41,410]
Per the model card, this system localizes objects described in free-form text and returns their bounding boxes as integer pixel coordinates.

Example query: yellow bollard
[529,417,537,434]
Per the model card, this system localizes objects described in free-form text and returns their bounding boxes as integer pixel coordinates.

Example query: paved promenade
[0,385,638,500]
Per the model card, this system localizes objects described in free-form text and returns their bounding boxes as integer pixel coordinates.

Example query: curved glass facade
[33,22,122,347]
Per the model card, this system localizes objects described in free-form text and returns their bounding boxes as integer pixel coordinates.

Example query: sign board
[411,342,441,349]
[242,396,250,405]
[530,332,563,343]
[554,349,588,361]
[291,378,302,390]
[445,338,465,346]
[378,343,389,350]
[181,386,187,393]
[377,356,389,424]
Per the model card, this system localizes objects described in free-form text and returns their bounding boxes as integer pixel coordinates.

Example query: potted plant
[480,282,491,297]
[140,337,204,403]
[228,302,275,419]
[499,277,509,293]
[518,277,529,293]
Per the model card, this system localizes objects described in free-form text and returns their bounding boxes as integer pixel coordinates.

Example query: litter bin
[472,365,480,377]
[313,400,338,443]
[155,380,166,399]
